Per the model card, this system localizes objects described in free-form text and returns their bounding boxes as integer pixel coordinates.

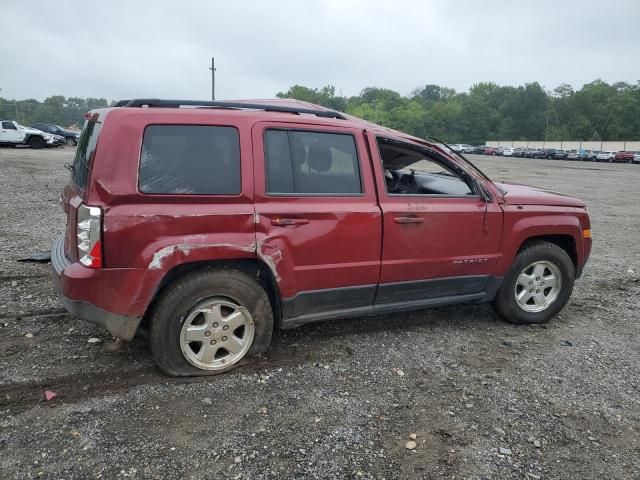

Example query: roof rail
[116,99,346,120]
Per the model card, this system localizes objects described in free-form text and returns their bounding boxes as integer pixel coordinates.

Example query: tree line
[277,80,640,143]
[0,96,109,130]
[2,80,639,143]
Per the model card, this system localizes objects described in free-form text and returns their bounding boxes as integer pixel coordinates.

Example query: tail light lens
[77,204,102,268]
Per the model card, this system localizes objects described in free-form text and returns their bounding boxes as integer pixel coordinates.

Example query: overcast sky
[1,0,638,101]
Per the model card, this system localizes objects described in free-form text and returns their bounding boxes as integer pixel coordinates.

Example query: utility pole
[210,57,216,101]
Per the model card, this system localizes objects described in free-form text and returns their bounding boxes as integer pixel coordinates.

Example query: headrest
[307,141,332,172]
[291,136,307,168]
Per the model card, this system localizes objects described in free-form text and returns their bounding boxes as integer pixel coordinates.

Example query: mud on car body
[52,99,592,376]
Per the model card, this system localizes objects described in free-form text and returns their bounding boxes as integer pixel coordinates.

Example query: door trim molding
[374,275,491,304]
[280,276,502,329]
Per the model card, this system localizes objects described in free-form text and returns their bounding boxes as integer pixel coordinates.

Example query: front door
[252,122,382,320]
[0,121,23,143]
[368,135,504,304]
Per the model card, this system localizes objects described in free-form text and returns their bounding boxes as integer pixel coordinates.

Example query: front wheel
[149,268,273,376]
[27,136,45,149]
[492,241,574,325]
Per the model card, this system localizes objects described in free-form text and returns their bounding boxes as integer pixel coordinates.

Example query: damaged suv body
[52,99,592,376]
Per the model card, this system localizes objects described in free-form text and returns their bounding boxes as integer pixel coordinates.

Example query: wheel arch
[142,258,282,330]
[500,212,584,278]
[24,134,45,147]
[517,234,578,274]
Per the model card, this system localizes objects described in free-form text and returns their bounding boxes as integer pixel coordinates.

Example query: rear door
[368,135,503,304]
[252,122,382,320]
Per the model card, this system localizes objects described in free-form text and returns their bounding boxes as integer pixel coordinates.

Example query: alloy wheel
[180,298,255,370]
[514,261,562,313]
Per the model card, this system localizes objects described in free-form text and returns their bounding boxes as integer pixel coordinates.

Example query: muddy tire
[27,136,46,149]
[492,241,575,325]
[149,268,273,376]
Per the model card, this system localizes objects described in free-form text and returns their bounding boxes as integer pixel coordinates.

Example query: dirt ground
[0,147,638,480]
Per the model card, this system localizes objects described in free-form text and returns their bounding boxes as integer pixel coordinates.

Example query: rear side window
[264,130,362,195]
[139,125,240,195]
[72,117,103,190]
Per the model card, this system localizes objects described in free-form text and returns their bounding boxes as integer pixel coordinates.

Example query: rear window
[72,116,103,190]
[264,130,362,195]
[139,125,241,195]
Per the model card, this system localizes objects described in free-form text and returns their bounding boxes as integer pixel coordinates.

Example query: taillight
[77,204,102,268]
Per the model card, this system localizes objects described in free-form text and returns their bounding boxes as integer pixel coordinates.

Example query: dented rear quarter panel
[83,109,259,306]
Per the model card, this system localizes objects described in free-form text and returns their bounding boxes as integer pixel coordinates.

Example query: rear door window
[139,125,241,195]
[72,117,103,190]
[264,130,362,195]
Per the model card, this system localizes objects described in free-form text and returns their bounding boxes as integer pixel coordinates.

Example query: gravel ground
[0,147,639,480]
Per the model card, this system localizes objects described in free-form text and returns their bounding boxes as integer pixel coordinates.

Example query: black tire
[27,136,45,149]
[492,241,575,325]
[149,268,273,376]
[65,137,76,146]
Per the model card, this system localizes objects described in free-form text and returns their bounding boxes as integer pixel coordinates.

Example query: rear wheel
[492,241,574,325]
[149,268,273,376]
[65,137,76,146]
[27,136,45,149]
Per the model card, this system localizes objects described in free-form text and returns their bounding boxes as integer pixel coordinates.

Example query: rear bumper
[51,235,144,341]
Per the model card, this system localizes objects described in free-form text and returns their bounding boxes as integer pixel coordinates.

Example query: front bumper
[51,235,143,341]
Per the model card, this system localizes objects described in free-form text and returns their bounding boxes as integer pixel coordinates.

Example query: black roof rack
[115,99,346,120]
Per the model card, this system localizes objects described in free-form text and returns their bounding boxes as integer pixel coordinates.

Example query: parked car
[634,152,640,164]
[482,146,497,156]
[551,149,568,160]
[51,98,592,376]
[495,147,506,156]
[31,123,80,146]
[0,120,64,148]
[576,150,590,161]
[596,151,616,162]
[541,148,554,159]
[451,144,475,154]
[513,147,527,157]
[502,147,514,156]
[613,151,634,163]
[586,150,600,161]
[567,150,578,160]
[525,148,543,158]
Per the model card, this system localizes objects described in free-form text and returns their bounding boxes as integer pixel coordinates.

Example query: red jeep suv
[52,99,592,376]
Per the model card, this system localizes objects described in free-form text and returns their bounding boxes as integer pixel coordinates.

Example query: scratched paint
[148,242,257,269]
[256,239,283,282]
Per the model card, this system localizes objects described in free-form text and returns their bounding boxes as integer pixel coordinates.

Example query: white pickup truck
[0,120,63,148]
